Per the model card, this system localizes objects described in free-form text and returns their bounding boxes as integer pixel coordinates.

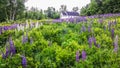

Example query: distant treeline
[0,0,60,22]
[1,0,120,22]
[80,0,120,16]
[0,0,80,22]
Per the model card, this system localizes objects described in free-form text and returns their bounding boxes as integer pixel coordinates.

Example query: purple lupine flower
[9,37,14,45]
[10,45,16,55]
[82,50,86,61]
[22,33,28,44]
[2,52,6,59]
[92,37,97,46]
[69,18,75,23]
[76,50,80,62]
[3,26,8,31]
[113,19,117,25]
[114,35,119,53]
[108,22,111,30]
[98,19,103,24]
[9,37,16,55]
[0,30,1,35]
[0,27,2,35]
[97,44,100,48]
[88,37,92,48]
[30,23,34,29]
[22,56,27,68]
[111,28,114,39]
[5,47,9,58]
[25,33,28,42]
[81,25,86,32]
[22,35,26,44]
[88,26,91,32]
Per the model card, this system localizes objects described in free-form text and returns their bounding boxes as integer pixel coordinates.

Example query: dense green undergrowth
[0,17,120,68]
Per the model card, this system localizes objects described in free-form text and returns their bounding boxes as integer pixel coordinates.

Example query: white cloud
[25,0,90,11]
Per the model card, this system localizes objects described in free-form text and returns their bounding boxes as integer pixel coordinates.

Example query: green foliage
[0,17,120,68]
[24,8,47,20]
[24,7,60,20]
[0,0,26,22]
[0,1,59,22]
[80,0,120,16]
[44,7,60,19]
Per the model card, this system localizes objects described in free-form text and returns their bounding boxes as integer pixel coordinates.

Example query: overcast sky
[25,0,90,11]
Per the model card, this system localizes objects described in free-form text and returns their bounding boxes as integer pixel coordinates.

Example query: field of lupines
[0,13,120,68]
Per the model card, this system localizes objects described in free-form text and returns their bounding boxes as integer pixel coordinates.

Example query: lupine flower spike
[9,37,16,55]
[97,44,100,48]
[22,33,28,44]
[88,37,92,48]
[98,19,103,24]
[1,51,6,59]
[25,32,28,42]
[92,37,97,46]
[76,50,80,62]
[88,26,91,33]
[21,55,27,68]
[113,19,117,25]
[82,50,86,61]
[111,28,114,40]
[22,35,26,44]
[81,25,86,32]
[114,35,119,53]
[108,22,111,30]
[5,46,9,58]
[0,27,2,35]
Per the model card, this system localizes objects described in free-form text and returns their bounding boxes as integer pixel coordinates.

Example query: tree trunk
[12,8,16,20]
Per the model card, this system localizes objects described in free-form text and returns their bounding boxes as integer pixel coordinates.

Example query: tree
[72,7,79,12]
[59,5,67,12]
[0,0,9,22]
[24,7,46,20]
[44,7,60,19]
[0,0,27,22]
[80,0,120,16]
